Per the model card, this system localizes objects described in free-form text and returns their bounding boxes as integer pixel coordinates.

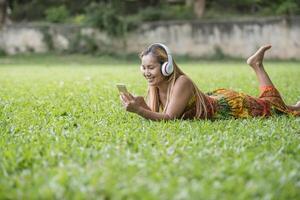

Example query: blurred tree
[205,0,300,16]
[0,0,7,28]
[7,0,300,22]
[45,5,69,23]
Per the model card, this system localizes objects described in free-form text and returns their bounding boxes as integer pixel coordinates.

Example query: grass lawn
[0,54,299,199]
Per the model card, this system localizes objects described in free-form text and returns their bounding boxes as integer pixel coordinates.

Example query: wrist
[136,106,144,115]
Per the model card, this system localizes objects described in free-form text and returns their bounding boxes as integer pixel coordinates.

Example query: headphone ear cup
[161,62,169,76]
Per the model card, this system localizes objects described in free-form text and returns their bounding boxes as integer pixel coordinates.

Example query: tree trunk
[0,0,7,28]
[186,0,206,18]
[194,0,205,18]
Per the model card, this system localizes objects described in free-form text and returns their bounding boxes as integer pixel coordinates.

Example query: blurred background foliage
[5,0,300,36]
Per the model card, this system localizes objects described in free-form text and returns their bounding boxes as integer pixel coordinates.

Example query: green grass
[0,55,299,200]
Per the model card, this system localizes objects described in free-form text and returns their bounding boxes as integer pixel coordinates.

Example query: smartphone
[116,84,128,94]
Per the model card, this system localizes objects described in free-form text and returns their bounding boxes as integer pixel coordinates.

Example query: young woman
[120,43,300,121]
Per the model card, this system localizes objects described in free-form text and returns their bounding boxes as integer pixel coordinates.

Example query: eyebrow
[142,64,157,67]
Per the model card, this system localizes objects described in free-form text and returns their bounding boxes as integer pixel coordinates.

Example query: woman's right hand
[120,93,150,113]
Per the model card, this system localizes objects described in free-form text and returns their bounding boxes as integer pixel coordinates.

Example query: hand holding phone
[116,84,128,94]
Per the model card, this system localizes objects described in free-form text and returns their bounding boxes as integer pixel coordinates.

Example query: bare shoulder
[174,75,194,89]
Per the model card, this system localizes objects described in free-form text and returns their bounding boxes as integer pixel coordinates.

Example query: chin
[147,79,165,87]
[148,82,157,86]
[145,78,156,86]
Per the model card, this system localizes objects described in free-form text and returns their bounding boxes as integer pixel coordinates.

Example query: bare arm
[121,93,171,121]
[121,75,194,121]
[164,76,194,118]
[136,107,172,121]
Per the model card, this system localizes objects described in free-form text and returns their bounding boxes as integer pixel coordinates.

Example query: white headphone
[148,43,174,76]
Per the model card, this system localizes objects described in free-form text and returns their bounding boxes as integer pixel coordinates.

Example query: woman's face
[141,54,166,86]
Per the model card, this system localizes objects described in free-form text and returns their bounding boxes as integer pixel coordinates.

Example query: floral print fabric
[209,86,299,119]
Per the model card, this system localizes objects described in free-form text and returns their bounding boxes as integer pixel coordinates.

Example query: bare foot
[294,101,300,110]
[288,101,300,111]
[246,45,272,68]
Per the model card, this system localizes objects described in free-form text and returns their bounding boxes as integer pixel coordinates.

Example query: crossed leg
[247,45,300,111]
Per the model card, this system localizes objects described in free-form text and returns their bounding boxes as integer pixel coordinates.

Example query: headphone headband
[151,43,172,56]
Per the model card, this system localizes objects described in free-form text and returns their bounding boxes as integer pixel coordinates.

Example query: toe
[261,44,272,50]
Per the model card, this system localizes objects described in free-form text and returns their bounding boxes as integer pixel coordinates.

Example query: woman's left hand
[120,92,146,113]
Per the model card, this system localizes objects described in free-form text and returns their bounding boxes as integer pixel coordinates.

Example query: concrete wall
[0,16,299,59]
[127,16,300,59]
[0,23,119,55]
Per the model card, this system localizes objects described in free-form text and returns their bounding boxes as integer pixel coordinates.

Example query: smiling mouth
[146,77,154,82]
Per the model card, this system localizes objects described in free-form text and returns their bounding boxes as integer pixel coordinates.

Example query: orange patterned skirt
[209,86,300,119]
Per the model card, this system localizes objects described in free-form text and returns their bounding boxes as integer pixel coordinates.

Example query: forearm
[140,102,151,111]
[136,107,173,121]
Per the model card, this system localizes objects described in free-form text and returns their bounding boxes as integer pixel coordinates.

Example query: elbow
[149,114,172,121]
[147,113,173,121]
[163,113,176,121]
[164,111,183,120]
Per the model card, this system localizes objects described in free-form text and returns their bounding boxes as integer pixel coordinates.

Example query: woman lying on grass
[120,43,300,120]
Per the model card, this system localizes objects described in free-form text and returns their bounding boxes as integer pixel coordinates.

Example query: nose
[144,68,151,76]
